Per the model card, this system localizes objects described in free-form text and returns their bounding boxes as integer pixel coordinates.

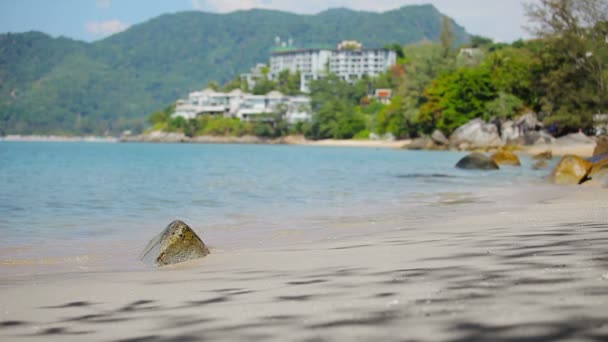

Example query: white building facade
[270,41,397,92]
[172,88,311,124]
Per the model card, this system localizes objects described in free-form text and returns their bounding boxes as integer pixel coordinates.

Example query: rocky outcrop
[139,220,210,266]
[431,130,449,146]
[450,119,502,150]
[550,155,593,185]
[501,121,519,144]
[522,130,555,145]
[593,136,608,156]
[515,112,541,132]
[491,151,521,166]
[121,131,190,143]
[405,136,445,150]
[455,153,500,170]
[533,150,553,160]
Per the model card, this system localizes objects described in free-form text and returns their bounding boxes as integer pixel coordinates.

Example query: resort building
[172,88,311,124]
[240,63,268,90]
[269,40,397,92]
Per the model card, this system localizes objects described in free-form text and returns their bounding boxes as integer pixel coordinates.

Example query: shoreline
[3,134,597,157]
[1,185,606,341]
[0,135,118,143]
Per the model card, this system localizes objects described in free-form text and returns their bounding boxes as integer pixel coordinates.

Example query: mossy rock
[491,151,521,166]
[533,150,552,160]
[550,155,593,185]
[455,153,499,170]
[588,154,608,177]
[139,220,210,266]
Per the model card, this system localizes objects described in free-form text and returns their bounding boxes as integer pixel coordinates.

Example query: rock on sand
[550,155,593,185]
[139,220,210,266]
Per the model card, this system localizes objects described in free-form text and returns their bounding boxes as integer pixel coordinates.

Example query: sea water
[0,142,555,272]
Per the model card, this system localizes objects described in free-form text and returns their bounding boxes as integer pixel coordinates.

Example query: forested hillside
[0,5,468,135]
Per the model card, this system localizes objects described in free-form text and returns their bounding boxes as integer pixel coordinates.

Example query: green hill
[0,5,469,135]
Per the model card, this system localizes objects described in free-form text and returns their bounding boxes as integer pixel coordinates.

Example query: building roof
[272,47,393,56]
[228,89,245,96]
[266,90,284,98]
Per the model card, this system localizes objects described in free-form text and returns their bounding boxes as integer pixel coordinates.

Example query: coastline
[1,184,607,341]
[0,135,118,143]
[2,133,597,157]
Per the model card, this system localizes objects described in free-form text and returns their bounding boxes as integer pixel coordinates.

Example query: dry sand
[1,186,607,341]
[522,143,596,158]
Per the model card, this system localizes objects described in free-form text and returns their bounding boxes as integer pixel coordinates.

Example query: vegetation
[6,1,605,138]
[0,5,468,135]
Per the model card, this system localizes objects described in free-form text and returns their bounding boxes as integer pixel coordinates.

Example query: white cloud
[96,0,112,9]
[201,0,540,42]
[191,0,203,11]
[85,19,130,36]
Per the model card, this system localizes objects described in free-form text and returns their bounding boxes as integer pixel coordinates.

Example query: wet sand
[1,186,607,341]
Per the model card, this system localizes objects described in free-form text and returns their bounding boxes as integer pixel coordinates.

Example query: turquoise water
[0,142,553,252]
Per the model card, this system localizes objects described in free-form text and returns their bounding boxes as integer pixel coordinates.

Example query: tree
[276,70,301,95]
[375,96,414,138]
[440,15,455,58]
[206,80,220,91]
[418,67,497,134]
[470,35,493,48]
[525,0,608,132]
[395,43,456,132]
[384,43,405,60]
[485,92,525,120]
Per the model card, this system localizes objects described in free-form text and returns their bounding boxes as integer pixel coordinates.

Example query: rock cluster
[449,119,502,150]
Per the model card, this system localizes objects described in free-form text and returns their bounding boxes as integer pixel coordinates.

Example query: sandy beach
[1,184,607,341]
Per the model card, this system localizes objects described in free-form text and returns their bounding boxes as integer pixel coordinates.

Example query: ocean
[0,142,556,273]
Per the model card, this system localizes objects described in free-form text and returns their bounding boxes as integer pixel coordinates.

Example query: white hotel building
[172,88,312,124]
[269,41,397,92]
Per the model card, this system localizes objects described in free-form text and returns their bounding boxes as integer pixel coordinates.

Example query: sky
[0,0,538,43]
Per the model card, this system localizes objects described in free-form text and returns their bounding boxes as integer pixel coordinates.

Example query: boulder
[431,130,449,145]
[501,121,520,144]
[139,220,210,266]
[550,155,593,185]
[515,112,540,132]
[523,130,555,145]
[593,136,608,156]
[554,132,595,147]
[449,119,503,150]
[584,165,608,187]
[491,150,521,166]
[405,136,442,150]
[455,153,500,170]
[588,154,608,177]
[533,150,553,160]
[533,160,549,170]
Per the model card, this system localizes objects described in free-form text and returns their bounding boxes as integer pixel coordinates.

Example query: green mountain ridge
[0,4,469,135]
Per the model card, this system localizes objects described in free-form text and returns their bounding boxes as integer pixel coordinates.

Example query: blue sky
[0,0,537,42]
